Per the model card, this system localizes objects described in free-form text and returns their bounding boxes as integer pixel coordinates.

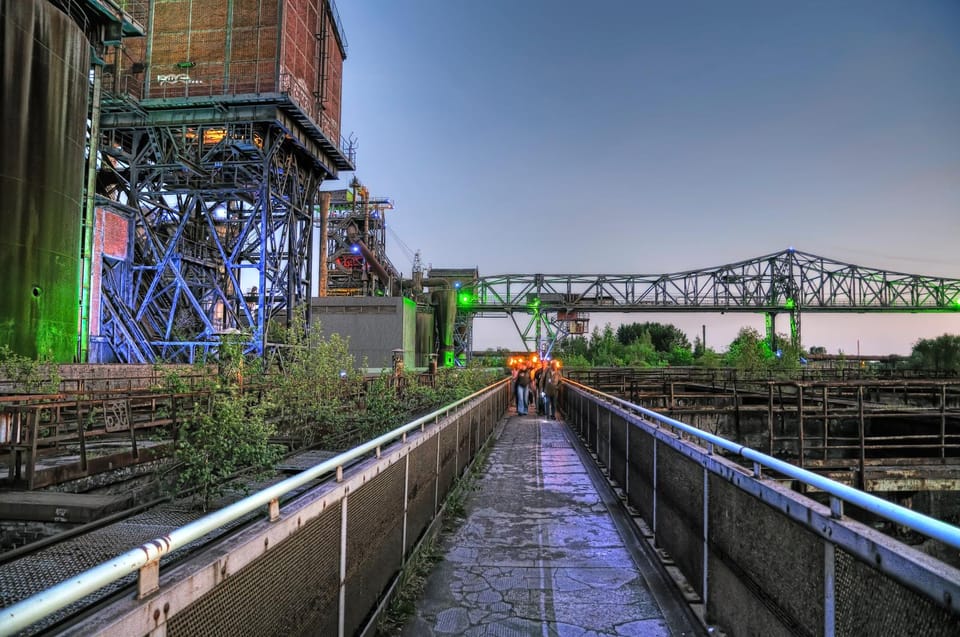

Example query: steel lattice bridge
[450,248,960,356]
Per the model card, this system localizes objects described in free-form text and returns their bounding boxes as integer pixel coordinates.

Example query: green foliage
[359,373,406,437]
[722,327,805,375]
[587,325,625,367]
[910,334,960,374]
[723,327,770,370]
[0,346,61,393]
[617,322,691,353]
[175,388,282,510]
[556,322,697,368]
[268,316,364,446]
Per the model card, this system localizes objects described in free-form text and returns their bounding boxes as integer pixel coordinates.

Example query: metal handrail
[564,378,960,551]
[0,378,510,635]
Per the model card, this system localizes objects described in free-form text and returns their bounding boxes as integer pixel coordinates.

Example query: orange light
[531,355,539,363]
[203,128,227,145]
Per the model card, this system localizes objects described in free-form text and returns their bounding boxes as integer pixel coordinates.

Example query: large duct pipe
[355,240,391,285]
[432,288,457,368]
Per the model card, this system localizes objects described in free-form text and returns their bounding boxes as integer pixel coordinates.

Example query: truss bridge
[451,248,960,356]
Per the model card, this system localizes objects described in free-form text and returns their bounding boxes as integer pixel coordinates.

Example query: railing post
[652,439,658,541]
[402,453,409,564]
[857,385,866,491]
[702,458,710,614]
[823,385,829,461]
[625,418,630,495]
[797,384,805,470]
[767,384,774,456]
[339,494,348,637]
[941,385,947,460]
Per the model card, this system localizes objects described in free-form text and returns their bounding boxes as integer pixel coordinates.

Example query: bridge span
[449,248,960,356]
[1,379,959,636]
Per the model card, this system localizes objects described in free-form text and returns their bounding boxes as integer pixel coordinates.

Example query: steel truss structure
[460,249,960,355]
[95,97,352,363]
[323,186,399,296]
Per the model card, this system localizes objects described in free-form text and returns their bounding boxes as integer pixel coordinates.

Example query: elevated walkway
[405,411,702,635]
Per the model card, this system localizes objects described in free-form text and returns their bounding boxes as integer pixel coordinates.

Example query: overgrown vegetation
[909,334,960,375]
[555,321,805,375]
[0,346,61,393]
[164,310,498,507]
[554,320,960,379]
[175,388,282,510]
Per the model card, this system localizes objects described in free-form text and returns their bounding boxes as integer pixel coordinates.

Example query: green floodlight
[784,297,796,310]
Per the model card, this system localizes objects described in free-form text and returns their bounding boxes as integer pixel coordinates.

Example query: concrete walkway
[403,412,703,636]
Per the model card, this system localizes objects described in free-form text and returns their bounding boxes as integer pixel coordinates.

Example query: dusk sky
[333,0,960,355]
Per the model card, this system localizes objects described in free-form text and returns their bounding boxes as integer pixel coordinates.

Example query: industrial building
[1,0,474,369]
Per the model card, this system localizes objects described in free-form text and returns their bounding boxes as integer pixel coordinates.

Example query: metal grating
[609,413,627,488]
[456,415,471,477]
[625,426,653,521]
[835,548,960,636]
[344,459,405,635]
[166,501,342,637]
[707,475,824,634]
[437,423,457,504]
[406,438,439,555]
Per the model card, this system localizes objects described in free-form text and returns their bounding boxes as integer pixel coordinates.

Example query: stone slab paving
[403,413,702,637]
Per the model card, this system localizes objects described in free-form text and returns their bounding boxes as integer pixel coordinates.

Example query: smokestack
[318,191,330,296]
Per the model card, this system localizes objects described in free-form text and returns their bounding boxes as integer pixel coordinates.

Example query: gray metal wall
[563,386,960,636]
[311,297,416,369]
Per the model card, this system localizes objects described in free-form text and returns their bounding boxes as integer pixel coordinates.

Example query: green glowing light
[784,297,796,310]
[458,293,472,307]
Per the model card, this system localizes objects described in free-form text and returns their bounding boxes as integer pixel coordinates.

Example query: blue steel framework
[456,249,960,358]
[95,98,353,363]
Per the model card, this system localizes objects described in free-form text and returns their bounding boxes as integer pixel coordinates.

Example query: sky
[332,0,960,355]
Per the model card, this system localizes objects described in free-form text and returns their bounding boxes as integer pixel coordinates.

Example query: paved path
[403,412,703,636]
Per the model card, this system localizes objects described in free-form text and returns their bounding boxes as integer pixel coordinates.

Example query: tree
[176,388,282,510]
[910,334,960,374]
[588,325,624,367]
[723,327,770,371]
[617,322,691,353]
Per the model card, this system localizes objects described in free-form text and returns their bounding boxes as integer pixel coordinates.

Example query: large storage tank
[415,309,434,368]
[0,0,89,361]
[432,289,457,368]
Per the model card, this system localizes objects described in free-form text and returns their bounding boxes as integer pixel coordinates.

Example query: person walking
[541,363,556,419]
[533,360,546,415]
[515,362,530,415]
[543,360,562,419]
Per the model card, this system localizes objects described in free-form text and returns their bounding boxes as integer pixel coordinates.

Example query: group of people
[511,357,562,419]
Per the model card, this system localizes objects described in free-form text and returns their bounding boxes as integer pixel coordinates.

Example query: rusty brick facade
[114,0,344,144]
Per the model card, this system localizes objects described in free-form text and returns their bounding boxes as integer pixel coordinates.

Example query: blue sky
[333,0,960,354]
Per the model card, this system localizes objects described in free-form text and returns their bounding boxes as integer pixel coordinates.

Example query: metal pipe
[0,379,510,634]
[354,240,390,285]
[564,379,960,552]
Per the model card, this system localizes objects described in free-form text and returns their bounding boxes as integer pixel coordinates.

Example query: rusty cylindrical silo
[0,0,89,361]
